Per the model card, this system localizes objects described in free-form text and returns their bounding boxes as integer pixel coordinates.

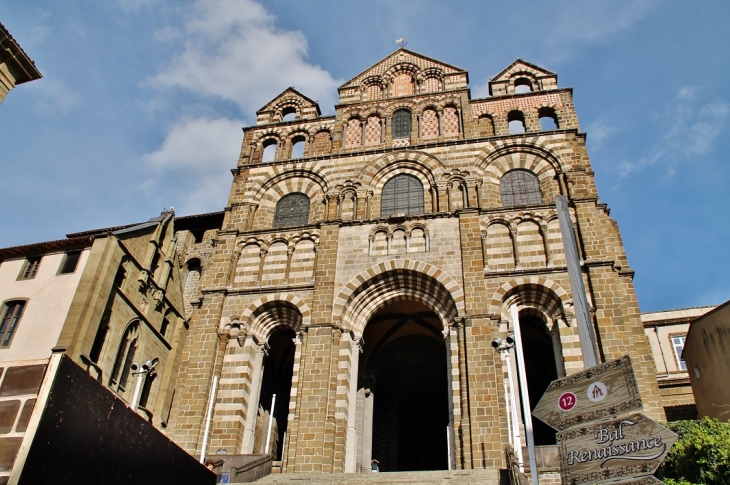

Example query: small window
[114,264,127,289]
[538,107,559,130]
[514,77,533,94]
[290,136,305,159]
[281,107,296,122]
[0,301,26,348]
[508,110,526,134]
[381,174,424,217]
[273,193,311,228]
[89,311,111,363]
[262,140,277,162]
[59,251,81,274]
[392,109,412,139]
[160,316,170,337]
[671,336,687,371]
[19,257,41,280]
[500,169,543,207]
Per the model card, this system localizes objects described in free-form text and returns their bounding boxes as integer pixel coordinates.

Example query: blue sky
[1,0,728,312]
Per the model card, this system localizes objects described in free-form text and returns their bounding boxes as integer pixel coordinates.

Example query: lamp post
[129,358,158,411]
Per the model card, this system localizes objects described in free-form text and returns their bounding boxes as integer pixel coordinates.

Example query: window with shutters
[381,174,424,217]
[500,170,543,207]
[273,193,311,228]
[392,109,412,139]
[0,300,26,347]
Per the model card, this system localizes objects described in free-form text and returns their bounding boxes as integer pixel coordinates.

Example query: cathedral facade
[167,50,663,474]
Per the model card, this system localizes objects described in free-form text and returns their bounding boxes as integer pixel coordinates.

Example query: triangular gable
[339,48,467,90]
[490,59,556,82]
[257,87,321,115]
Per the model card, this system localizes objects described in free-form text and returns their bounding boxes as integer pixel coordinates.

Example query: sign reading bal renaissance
[556,413,677,484]
[533,355,642,432]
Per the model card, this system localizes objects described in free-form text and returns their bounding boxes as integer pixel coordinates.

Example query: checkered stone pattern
[442,106,459,135]
[422,76,441,93]
[421,108,439,138]
[345,119,361,147]
[363,116,381,145]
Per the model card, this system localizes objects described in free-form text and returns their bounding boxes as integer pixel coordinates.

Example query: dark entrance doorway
[518,312,558,445]
[258,329,295,460]
[361,301,450,471]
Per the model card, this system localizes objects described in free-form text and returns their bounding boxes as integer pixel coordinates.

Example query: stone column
[242,339,267,453]
[344,336,362,472]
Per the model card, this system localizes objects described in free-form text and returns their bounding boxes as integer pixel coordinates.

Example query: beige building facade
[641,306,713,422]
[0,211,189,479]
[166,50,665,474]
[683,300,730,421]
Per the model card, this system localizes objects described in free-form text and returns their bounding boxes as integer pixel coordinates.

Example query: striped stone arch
[382,100,418,117]
[248,165,330,201]
[333,259,465,337]
[358,150,445,189]
[240,293,311,343]
[477,142,563,182]
[488,277,570,323]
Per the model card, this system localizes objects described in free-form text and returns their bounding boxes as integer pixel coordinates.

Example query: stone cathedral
[167,49,663,474]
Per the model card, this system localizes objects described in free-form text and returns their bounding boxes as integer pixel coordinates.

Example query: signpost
[556,413,676,484]
[531,355,676,484]
[532,356,643,432]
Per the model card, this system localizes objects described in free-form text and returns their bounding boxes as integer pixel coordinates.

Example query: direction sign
[597,475,663,484]
[556,413,677,485]
[533,355,642,431]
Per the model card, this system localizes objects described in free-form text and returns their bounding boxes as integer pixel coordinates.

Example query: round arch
[333,260,464,337]
[488,277,571,322]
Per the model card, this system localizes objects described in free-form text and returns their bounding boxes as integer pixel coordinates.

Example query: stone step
[253,469,505,484]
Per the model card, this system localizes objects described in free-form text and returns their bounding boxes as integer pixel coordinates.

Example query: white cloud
[548,1,657,46]
[141,117,243,214]
[586,118,618,149]
[139,0,343,215]
[149,0,341,115]
[619,90,730,177]
[27,78,81,116]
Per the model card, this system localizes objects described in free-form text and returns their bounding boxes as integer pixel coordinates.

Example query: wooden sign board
[597,475,664,484]
[556,413,676,485]
[533,355,642,431]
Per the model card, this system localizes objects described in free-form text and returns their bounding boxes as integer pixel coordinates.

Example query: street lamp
[130,358,158,411]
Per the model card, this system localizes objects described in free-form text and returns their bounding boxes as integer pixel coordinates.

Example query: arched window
[501,170,543,207]
[280,107,296,122]
[110,321,140,395]
[508,110,526,134]
[538,107,559,130]
[381,174,424,217]
[290,135,305,159]
[514,77,533,94]
[392,109,411,139]
[0,300,26,348]
[273,193,311,228]
[262,140,277,162]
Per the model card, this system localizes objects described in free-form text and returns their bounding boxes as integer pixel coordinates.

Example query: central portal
[360,300,450,472]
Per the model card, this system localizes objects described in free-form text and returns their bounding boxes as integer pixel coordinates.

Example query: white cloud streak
[619,87,730,177]
[141,117,243,213]
[27,77,81,116]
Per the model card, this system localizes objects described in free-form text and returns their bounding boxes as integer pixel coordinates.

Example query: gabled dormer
[337,48,469,104]
[488,59,558,96]
[256,87,321,125]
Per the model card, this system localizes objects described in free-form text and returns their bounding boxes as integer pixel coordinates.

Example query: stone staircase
[254,469,506,484]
